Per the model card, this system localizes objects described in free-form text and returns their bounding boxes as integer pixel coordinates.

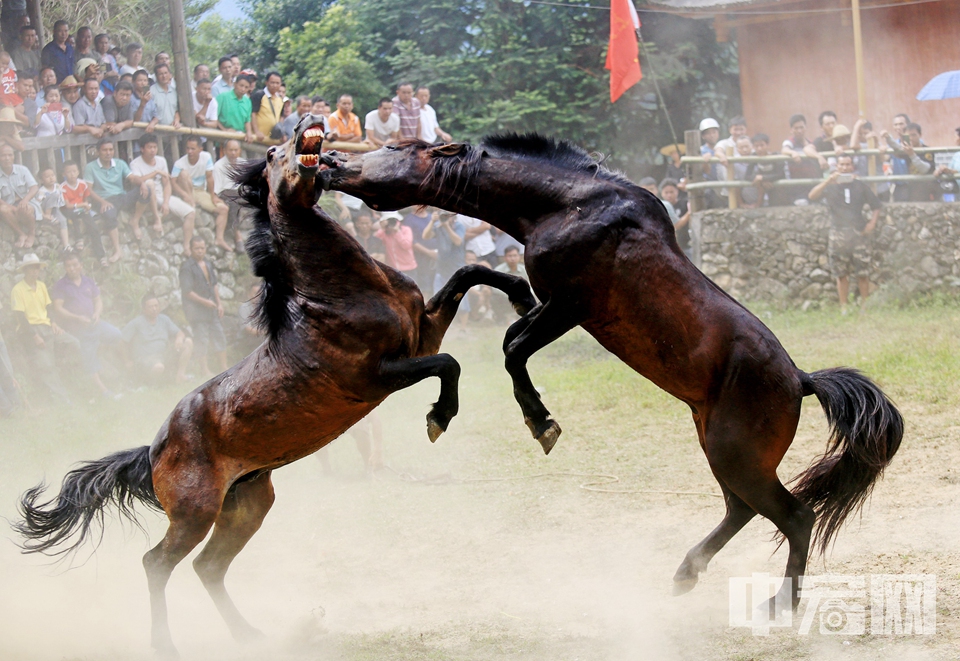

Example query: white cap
[380,212,404,222]
[699,118,720,132]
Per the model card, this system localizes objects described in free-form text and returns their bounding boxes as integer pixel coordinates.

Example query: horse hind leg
[143,467,228,657]
[378,354,462,443]
[674,410,757,595]
[706,427,815,612]
[673,482,757,595]
[503,299,581,454]
[193,470,276,642]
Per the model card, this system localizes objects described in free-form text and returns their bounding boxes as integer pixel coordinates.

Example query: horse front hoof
[536,420,561,455]
[672,577,698,596]
[426,415,447,443]
[152,638,181,659]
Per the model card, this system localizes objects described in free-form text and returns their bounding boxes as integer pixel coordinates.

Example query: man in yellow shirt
[10,253,78,401]
[327,94,362,143]
[250,72,284,141]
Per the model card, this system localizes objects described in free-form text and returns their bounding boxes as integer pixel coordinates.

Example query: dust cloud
[0,331,954,660]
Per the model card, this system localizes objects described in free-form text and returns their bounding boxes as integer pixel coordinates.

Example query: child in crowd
[658,178,691,258]
[60,161,93,252]
[35,86,71,137]
[0,51,22,109]
[745,133,787,207]
[36,166,72,251]
[733,136,759,207]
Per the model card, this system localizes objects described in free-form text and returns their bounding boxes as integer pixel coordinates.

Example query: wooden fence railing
[19,123,374,174]
[679,127,958,210]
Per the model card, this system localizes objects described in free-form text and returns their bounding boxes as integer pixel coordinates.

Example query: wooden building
[641,0,960,146]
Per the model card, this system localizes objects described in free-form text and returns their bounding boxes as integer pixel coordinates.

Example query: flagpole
[637,34,681,154]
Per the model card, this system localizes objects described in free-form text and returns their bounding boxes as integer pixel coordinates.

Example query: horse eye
[384,145,397,151]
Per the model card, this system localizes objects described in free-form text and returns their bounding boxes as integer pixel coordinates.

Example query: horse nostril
[267,147,276,162]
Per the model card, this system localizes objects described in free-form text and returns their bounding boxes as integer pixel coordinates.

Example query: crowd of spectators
[2,236,238,415]
[0,18,523,418]
[686,111,960,210]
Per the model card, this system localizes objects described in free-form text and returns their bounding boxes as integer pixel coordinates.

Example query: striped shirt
[391,95,421,139]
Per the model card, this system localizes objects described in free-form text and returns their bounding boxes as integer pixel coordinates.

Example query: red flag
[604,0,642,103]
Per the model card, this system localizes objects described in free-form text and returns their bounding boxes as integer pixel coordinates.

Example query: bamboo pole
[685,174,940,191]
[684,129,702,213]
[680,146,957,164]
[128,122,375,152]
[851,0,867,120]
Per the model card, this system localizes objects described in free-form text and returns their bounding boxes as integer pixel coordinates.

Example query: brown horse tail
[14,446,162,557]
[792,368,904,555]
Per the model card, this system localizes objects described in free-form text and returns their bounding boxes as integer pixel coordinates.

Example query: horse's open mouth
[296,123,325,169]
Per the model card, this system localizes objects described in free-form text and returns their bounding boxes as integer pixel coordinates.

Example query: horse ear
[429,143,467,157]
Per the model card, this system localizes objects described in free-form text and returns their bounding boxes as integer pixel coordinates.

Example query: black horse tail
[14,446,163,557]
[793,368,903,555]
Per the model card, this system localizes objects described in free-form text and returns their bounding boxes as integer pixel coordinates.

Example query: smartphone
[47,102,63,113]
[836,173,854,184]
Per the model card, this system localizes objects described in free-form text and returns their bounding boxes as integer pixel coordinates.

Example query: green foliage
[189,0,741,173]
[187,14,248,71]
[42,0,214,65]
[276,6,381,111]
[237,0,337,72]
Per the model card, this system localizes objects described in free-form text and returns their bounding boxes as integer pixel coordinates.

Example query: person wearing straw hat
[74,57,99,82]
[11,253,79,402]
[0,142,38,247]
[58,75,82,112]
[0,105,24,151]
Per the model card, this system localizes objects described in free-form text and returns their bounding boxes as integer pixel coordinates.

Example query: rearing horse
[320,135,903,610]
[14,116,536,656]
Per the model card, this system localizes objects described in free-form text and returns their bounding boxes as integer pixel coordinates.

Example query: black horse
[320,134,904,611]
[14,116,536,657]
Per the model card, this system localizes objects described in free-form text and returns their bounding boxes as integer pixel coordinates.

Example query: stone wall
[0,208,253,327]
[693,202,960,308]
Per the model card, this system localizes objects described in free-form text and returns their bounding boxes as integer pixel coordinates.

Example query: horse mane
[478,133,637,189]
[415,139,485,206]
[232,158,300,339]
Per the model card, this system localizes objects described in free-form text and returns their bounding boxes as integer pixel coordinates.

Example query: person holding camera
[808,153,882,315]
[374,211,417,278]
[422,209,465,292]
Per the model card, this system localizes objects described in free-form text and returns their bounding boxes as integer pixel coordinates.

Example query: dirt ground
[1,306,958,660]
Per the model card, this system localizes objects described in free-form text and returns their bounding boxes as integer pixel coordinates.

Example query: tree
[189,0,740,173]
[43,0,215,65]
[275,5,381,112]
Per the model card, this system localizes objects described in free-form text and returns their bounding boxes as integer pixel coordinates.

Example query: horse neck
[433,159,602,241]
[273,204,382,300]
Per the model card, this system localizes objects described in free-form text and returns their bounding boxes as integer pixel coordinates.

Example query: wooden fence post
[684,129,702,213]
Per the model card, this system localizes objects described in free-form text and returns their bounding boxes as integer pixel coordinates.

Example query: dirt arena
[1,305,958,660]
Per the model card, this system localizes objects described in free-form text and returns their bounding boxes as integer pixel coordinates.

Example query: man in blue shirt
[40,20,74,83]
[83,140,137,264]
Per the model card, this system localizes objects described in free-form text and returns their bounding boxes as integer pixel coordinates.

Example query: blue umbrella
[916,70,960,101]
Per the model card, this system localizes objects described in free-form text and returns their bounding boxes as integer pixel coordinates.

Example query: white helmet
[699,118,720,132]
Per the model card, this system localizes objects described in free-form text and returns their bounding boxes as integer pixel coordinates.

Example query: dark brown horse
[14,116,536,657]
[320,135,903,611]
